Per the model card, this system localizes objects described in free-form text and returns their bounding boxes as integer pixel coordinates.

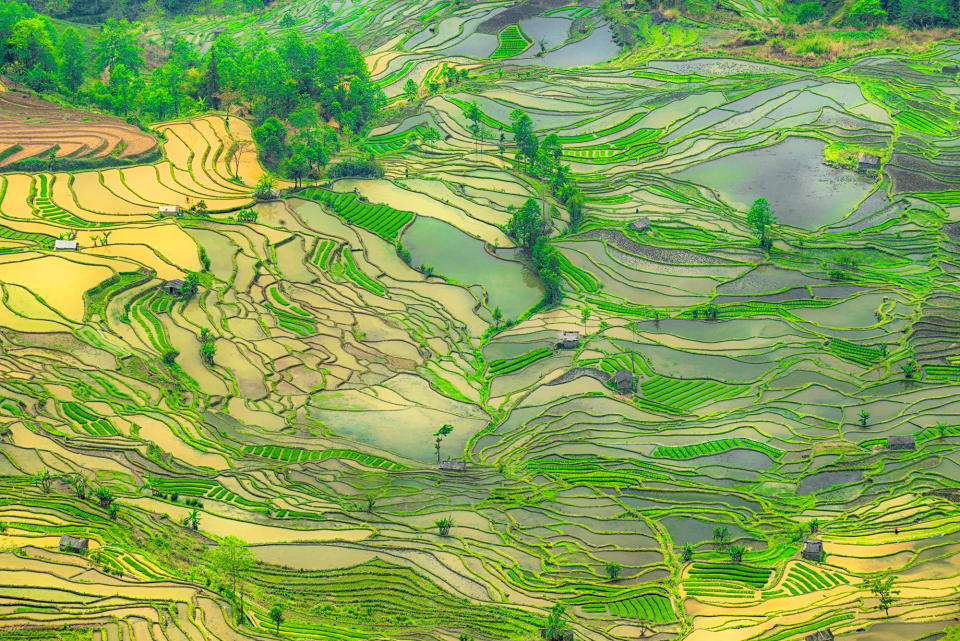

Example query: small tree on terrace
[543,603,569,641]
[747,197,776,249]
[34,468,53,493]
[682,542,694,562]
[865,575,899,617]
[712,526,730,551]
[464,100,483,156]
[728,544,746,562]
[269,604,284,634]
[506,198,545,249]
[434,424,454,464]
[435,516,454,536]
[403,78,418,99]
[211,535,255,620]
[605,561,622,581]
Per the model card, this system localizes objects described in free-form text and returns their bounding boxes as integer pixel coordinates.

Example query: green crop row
[828,339,884,366]
[312,239,338,268]
[781,562,848,595]
[489,347,552,376]
[608,594,675,622]
[492,25,530,58]
[62,401,118,436]
[555,252,600,293]
[924,365,960,380]
[584,297,658,317]
[688,563,772,588]
[755,613,855,641]
[242,445,406,470]
[654,438,782,460]
[301,188,414,241]
[641,376,743,410]
[343,248,386,295]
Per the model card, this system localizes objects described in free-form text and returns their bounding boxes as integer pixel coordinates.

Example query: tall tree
[747,197,776,248]
[434,424,454,464]
[210,536,255,619]
[93,18,143,73]
[510,108,538,170]
[269,604,284,634]
[58,26,85,95]
[866,575,899,616]
[506,198,546,249]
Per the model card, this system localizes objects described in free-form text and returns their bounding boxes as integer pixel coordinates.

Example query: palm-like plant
[435,516,454,536]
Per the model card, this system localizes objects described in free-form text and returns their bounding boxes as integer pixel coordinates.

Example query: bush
[796,2,823,22]
[327,158,383,179]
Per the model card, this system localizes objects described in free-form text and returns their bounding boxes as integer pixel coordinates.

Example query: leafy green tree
[810,518,820,533]
[280,152,310,187]
[712,525,730,550]
[605,561,622,581]
[255,174,276,199]
[901,360,917,379]
[187,508,200,530]
[544,603,568,641]
[506,198,545,249]
[796,1,824,22]
[269,604,284,634]
[93,18,143,73]
[435,516,454,536]
[859,409,870,426]
[464,100,483,156]
[510,108,538,170]
[8,17,58,90]
[108,63,136,116]
[403,78,418,98]
[34,468,52,493]
[95,485,114,509]
[201,341,216,365]
[434,424,454,464]
[682,542,694,562]
[210,535,255,600]
[253,117,288,167]
[900,0,951,27]
[847,0,888,25]
[580,306,591,334]
[747,197,776,248]
[728,544,746,562]
[566,191,584,232]
[184,272,200,297]
[865,575,899,616]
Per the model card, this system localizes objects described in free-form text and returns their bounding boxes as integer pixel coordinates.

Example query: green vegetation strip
[654,438,782,460]
[300,188,414,242]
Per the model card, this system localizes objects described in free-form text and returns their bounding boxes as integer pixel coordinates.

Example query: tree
[747,197,776,248]
[728,544,746,562]
[865,575,899,616]
[255,174,276,199]
[253,117,288,166]
[231,140,253,179]
[434,424,454,464]
[35,469,53,493]
[567,191,584,232]
[810,518,820,533]
[506,198,545,249]
[510,108,538,170]
[93,18,143,74]
[95,485,114,509]
[280,152,310,188]
[796,1,823,22]
[269,604,284,634]
[859,409,870,426]
[184,272,200,297]
[403,78,418,98]
[435,516,454,536]
[901,360,917,379]
[712,526,730,550]
[72,474,88,500]
[210,535,255,600]
[464,101,482,156]
[900,0,952,27]
[847,0,887,26]
[544,603,568,641]
[108,62,135,116]
[580,306,591,334]
[492,306,503,326]
[201,341,216,365]
[58,26,86,95]
[187,508,200,530]
[682,543,694,562]
[605,561,622,581]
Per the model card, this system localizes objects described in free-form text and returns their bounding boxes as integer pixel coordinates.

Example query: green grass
[491,25,531,58]
[688,562,773,588]
[301,188,414,242]
[654,438,782,460]
[488,348,552,377]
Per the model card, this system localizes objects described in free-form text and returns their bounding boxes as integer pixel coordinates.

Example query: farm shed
[59,535,89,553]
[439,460,466,471]
[615,369,635,393]
[805,630,833,641]
[651,9,670,24]
[556,331,581,349]
[630,217,651,233]
[857,153,881,172]
[620,0,637,8]
[888,435,916,450]
[163,279,187,296]
[802,539,823,562]
[54,239,78,250]
[541,629,574,641]
[158,205,182,216]
[944,64,959,74]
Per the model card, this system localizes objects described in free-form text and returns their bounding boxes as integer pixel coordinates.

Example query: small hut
[540,630,574,641]
[54,239,78,250]
[163,279,187,296]
[158,205,182,217]
[439,460,466,471]
[857,153,881,172]
[556,331,581,349]
[888,435,916,450]
[802,539,823,562]
[620,0,637,8]
[614,369,635,393]
[630,217,651,233]
[59,535,89,554]
[943,64,959,74]
[805,630,834,641]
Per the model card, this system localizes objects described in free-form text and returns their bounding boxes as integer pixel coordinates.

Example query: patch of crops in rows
[923,364,960,380]
[150,477,262,507]
[488,347,552,377]
[781,562,849,595]
[827,339,884,366]
[300,188,414,241]
[242,445,406,470]
[595,352,653,377]
[891,110,953,136]
[83,270,150,321]
[62,400,118,436]
[34,175,107,227]
[753,613,855,641]
[654,438,782,460]
[0,397,23,416]
[605,594,675,622]
[555,252,600,292]
[684,298,837,319]
[584,297,658,317]
[525,456,694,484]
[491,25,531,58]
[0,223,54,247]
[311,239,338,268]
[343,248,386,295]
[364,125,427,154]
[265,286,315,335]
[640,376,744,410]
[687,563,772,588]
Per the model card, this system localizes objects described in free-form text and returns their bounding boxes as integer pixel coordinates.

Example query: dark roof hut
[888,435,916,450]
[630,217,651,233]
[163,279,187,296]
[651,9,670,24]
[805,630,834,641]
[439,460,466,471]
[802,539,823,562]
[621,0,638,8]
[614,369,635,393]
[59,535,89,553]
[857,153,881,172]
[556,331,580,349]
[541,630,574,641]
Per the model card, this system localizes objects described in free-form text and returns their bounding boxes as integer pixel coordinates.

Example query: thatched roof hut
[556,331,580,349]
[439,460,466,471]
[59,535,89,553]
[805,630,833,641]
[802,539,823,562]
[888,435,916,450]
[614,369,635,393]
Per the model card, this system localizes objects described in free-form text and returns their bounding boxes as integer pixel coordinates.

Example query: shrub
[327,158,383,179]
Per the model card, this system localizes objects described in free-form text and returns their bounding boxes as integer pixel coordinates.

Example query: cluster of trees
[837,0,958,28]
[506,198,565,306]
[23,0,266,22]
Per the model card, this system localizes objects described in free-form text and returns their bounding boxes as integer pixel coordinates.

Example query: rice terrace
[2,0,960,639]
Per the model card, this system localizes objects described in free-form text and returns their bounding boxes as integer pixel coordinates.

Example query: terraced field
[2,2,960,641]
